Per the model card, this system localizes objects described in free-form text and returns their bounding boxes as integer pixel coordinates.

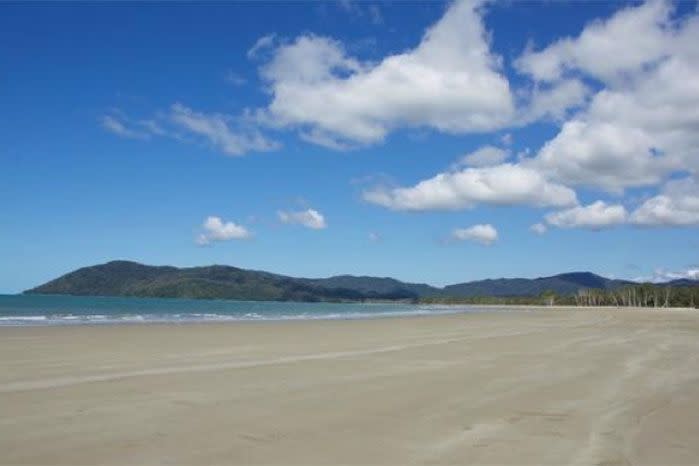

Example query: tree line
[419,284,699,308]
[570,284,697,308]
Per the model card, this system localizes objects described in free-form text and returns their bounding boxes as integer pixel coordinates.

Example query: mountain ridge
[23,260,687,302]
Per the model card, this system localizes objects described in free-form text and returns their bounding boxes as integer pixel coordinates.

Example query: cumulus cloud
[363,163,577,211]
[256,0,514,148]
[278,208,327,229]
[539,178,699,230]
[196,216,251,245]
[630,177,699,226]
[451,224,498,246]
[521,1,699,192]
[454,145,509,168]
[531,119,672,192]
[516,1,672,83]
[519,78,590,123]
[530,223,547,235]
[102,0,699,224]
[545,201,628,230]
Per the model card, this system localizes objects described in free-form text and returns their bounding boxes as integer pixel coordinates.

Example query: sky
[2,0,699,293]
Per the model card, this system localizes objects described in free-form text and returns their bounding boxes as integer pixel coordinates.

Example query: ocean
[0,294,486,326]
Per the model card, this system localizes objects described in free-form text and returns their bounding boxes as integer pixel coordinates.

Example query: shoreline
[0,302,695,328]
[1,303,695,328]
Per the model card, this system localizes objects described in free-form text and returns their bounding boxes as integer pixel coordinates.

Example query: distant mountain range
[25,261,696,302]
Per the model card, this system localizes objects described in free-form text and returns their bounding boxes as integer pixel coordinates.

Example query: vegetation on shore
[420,284,699,308]
[25,260,698,308]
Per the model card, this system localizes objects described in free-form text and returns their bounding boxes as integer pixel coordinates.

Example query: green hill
[24,260,645,303]
[442,272,632,297]
[25,261,422,302]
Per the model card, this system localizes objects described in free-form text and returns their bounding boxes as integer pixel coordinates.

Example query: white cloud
[100,115,149,140]
[278,208,327,229]
[521,1,699,192]
[102,0,699,218]
[515,1,672,83]
[170,103,280,156]
[455,145,509,168]
[531,119,670,192]
[101,105,279,157]
[637,267,699,283]
[545,201,628,230]
[500,133,513,146]
[520,78,590,123]
[451,224,498,246]
[363,163,577,211]
[530,223,547,235]
[256,0,514,148]
[630,177,699,226]
[538,178,699,230]
[196,216,251,245]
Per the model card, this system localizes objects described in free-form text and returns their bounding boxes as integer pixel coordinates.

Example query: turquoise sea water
[0,294,487,326]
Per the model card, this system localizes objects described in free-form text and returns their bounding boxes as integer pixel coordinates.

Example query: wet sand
[2,308,699,465]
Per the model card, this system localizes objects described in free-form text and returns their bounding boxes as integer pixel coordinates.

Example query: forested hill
[21,260,676,303]
[25,261,427,302]
[441,272,633,297]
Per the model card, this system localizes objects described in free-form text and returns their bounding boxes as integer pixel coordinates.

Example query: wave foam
[0,305,486,326]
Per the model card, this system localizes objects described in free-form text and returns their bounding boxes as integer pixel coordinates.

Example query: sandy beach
[2,309,699,465]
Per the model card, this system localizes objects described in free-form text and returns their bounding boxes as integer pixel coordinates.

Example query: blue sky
[2,0,699,293]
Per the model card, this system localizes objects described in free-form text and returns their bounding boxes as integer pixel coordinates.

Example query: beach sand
[2,309,699,465]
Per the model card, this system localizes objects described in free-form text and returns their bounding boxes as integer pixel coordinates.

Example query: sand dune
[2,309,698,465]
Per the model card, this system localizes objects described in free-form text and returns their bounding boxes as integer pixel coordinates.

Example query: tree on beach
[541,290,557,306]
